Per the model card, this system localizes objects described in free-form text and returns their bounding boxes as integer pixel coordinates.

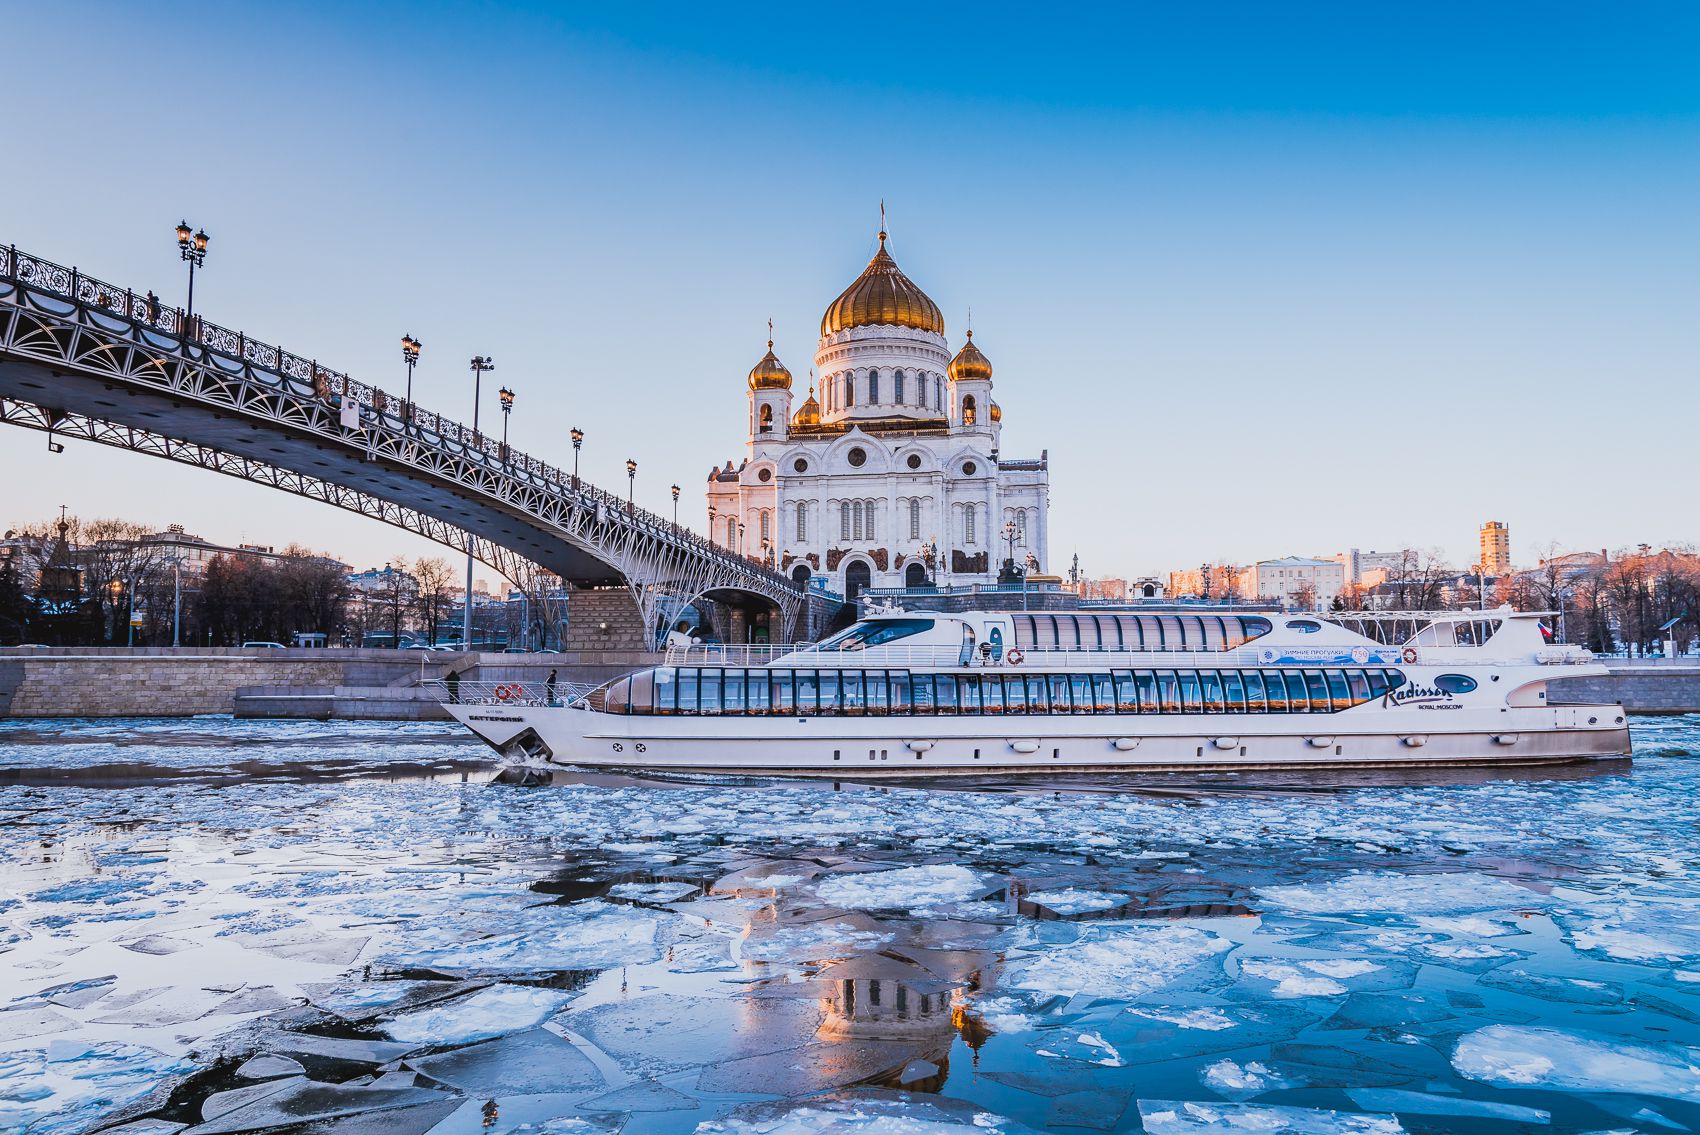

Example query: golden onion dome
[791,384,821,429]
[948,330,993,382]
[820,232,945,337]
[989,400,1002,422]
[748,339,792,390]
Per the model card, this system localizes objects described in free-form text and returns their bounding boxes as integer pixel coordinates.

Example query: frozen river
[2,716,1698,1135]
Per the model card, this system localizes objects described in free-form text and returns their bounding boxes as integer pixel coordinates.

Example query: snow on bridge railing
[0,242,800,593]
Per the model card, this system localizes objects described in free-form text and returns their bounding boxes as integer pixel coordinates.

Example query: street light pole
[401,334,421,421]
[571,427,583,490]
[498,387,514,454]
[171,558,182,647]
[626,459,637,515]
[175,221,209,330]
[465,356,495,649]
[671,484,680,528]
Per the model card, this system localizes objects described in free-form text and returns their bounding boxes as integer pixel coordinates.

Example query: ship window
[911,674,936,714]
[839,670,864,714]
[1385,668,1409,692]
[889,671,911,711]
[1114,670,1138,711]
[1093,673,1116,711]
[748,670,771,713]
[699,669,722,714]
[1222,670,1246,712]
[1049,674,1073,713]
[1287,619,1322,634]
[723,669,746,713]
[1201,670,1225,713]
[1021,675,1045,712]
[1003,675,1027,713]
[818,671,840,713]
[815,617,937,651]
[1181,616,1206,651]
[677,669,700,714]
[1179,670,1203,713]
[655,667,677,713]
[1065,674,1091,714]
[1345,669,1370,703]
[1133,670,1158,713]
[771,670,794,714]
[1262,670,1287,713]
[795,671,820,713]
[1032,615,1059,650]
[939,674,963,712]
[1365,668,1391,701]
[1243,670,1267,712]
[981,675,1003,714]
[1156,671,1181,714]
[1301,670,1328,712]
[1236,616,1274,645]
[864,670,889,714]
[958,675,982,714]
[1434,673,1478,694]
[1326,669,1351,709]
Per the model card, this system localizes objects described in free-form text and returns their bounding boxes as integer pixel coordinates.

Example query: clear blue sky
[2,2,1695,578]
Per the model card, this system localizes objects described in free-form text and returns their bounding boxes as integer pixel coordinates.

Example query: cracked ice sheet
[1023,888,1131,915]
[1452,1024,1700,1102]
[0,1040,194,1135]
[373,901,662,972]
[700,1096,1039,1134]
[811,864,992,913]
[1002,922,1230,998]
[1258,872,1547,916]
[1138,1100,1406,1134]
[381,983,575,1045]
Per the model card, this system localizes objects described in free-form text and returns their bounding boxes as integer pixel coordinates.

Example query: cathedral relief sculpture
[705,222,1049,603]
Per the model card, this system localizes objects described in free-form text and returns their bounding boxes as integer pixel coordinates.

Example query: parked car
[242,641,287,649]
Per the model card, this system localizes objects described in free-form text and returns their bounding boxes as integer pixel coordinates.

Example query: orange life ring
[1401,647,1419,665]
[495,683,522,702]
[1006,649,1025,666]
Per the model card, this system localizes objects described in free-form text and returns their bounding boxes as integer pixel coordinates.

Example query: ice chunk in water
[700,1095,1034,1134]
[607,881,699,903]
[1128,1006,1238,1031]
[1239,959,1381,999]
[1478,968,1625,1006]
[405,1028,602,1095]
[1139,1100,1406,1133]
[375,901,660,972]
[1024,888,1132,915]
[740,921,892,963]
[1453,1024,1700,1101]
[1346,1088,1550,1124]
[813,864,991,912]
[1201,1058,1299,1098]
[0,1040,194,1135]
[1555,902,1700,964]
[1034,1030,1125,1066]
[1259,873,1543,915]
[1004,922,1229,998]
[382,983,573,1045]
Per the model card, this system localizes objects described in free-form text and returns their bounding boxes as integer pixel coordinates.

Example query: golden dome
[748,339,792,390]
[989,400,1002,422]
[948,330,993,382]
[820,232,945,337]
[792,384,821,429]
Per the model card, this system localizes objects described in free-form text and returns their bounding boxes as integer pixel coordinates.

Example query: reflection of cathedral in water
[816,954,992,1091]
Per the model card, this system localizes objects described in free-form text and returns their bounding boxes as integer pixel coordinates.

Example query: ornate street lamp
[1003,519,1019,566]
[570,427,584,489]
[401,334,421,419]
[464,355,495,647]
[498,386,515,451]
[920,538,937,584]
[626,458,637,514]
[175,220,209,328]
[738,521,746,557]
[670,483,680,527]
[708,505,717,547]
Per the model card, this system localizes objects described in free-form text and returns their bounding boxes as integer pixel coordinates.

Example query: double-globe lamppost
[570,427,584,490]
[671,484,680,528]
[400,334,421,421]
[499,387,515,456]
[174,221,209,330]
[463,355,495,648]
[626,459,637,515]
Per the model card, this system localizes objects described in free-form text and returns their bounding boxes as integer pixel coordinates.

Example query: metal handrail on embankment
[429,679,597,708]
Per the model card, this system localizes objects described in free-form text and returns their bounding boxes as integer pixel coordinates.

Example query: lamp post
[570,427,583,490]
[738,521,746,558]
[464,355,495,648]
[626,458,637,515]
[670,484,680,528]
[170,557,183,648]
[498,387,514,453]
[708,506,717,547]
[1003,520,1018,569]
[174,221,209,329]
[401,334,421,420]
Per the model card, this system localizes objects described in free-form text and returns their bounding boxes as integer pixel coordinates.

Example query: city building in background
[1480,520,1511,574]
[1250,556,1346,609]
[706,226,1051,605]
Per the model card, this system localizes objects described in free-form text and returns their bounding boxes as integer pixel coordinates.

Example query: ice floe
[1202,1058,1298,1098]
[1453,1024,1700,1101]
[381,983,574,1045]
[1023,888,1131,915]
[1259,872,1544,916]
[813,864,991,912]
[1139,1100,1406,1133]
[0,1040,193,1135]
[1003,922,1230,998]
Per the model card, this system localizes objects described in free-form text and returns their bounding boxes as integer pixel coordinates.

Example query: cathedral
[707,226,1051,603]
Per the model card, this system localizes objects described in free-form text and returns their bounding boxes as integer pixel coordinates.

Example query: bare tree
[411,557,456,647]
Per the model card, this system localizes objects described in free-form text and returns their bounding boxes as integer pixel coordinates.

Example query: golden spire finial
[767,317,773,349]
[879,199,887,244]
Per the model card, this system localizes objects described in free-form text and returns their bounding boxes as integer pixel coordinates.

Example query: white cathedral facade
[706,227,1050,603]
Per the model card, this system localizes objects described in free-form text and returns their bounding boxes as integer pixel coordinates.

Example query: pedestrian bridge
[0,243,819,644]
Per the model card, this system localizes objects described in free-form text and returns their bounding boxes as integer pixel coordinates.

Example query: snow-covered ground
[1,714,1698,1133]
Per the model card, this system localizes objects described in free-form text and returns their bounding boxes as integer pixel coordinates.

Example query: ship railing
[669,643,1298,669]
[427,679,597,707]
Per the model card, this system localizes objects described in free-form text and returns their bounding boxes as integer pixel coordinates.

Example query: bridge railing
[0,243,798,594]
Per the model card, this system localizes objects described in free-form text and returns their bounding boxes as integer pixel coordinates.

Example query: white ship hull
[445,699,1629,776]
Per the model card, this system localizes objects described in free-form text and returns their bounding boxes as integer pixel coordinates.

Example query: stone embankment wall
[1549,666,1700,715]
[0,646,658,719]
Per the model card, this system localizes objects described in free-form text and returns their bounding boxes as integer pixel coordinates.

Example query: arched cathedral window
[893,370,905,403]
[840,501,851,541]
[845,372,854,408]
[962,395,977,426]
[964,504,976,545]
[868,369,879,403]
[909,499,921,540]
[760,510,770,543]
[759,404,773,433]
[796,501,807,542]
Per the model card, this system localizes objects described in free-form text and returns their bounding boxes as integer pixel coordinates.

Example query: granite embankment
[0,647,655,720]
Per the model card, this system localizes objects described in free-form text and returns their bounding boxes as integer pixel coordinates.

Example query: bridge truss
[0,244,807,643]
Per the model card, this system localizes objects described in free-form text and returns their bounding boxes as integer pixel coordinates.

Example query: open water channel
[2,715,1698,1135]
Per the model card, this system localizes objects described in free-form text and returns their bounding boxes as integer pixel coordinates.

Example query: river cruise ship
[440,608,1629,776]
